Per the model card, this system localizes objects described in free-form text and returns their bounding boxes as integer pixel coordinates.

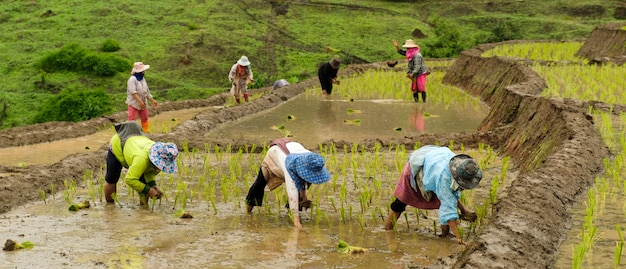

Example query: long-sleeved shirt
[397,49,426,78]
[126,76,153,110]
[110,134,158,194]
[410,146,460,224]
[262,142,311,217]
[317,62,338,83]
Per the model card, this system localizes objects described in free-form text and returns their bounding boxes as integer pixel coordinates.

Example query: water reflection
[206,94,488,146]
[410,105,425,134]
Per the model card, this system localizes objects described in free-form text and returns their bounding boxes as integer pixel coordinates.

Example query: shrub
[39,43,130,76]
[34,87,114,123]
[101,38,121,52]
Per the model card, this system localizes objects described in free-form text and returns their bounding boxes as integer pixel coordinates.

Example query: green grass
[0,0,622,128]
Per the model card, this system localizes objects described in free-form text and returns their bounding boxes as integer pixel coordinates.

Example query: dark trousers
[390,198,408,213]
[245,168,310,210]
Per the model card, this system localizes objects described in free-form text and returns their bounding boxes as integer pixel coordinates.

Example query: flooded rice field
[0,88,506,268]
[0,146,514,268]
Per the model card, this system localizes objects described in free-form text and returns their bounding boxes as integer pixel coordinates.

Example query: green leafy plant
[3,239,34,251]
[337,240,368,254]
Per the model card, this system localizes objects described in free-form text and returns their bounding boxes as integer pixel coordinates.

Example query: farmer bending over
[384,145,481,244]
[246,138,331,228]
[104,121,179,205]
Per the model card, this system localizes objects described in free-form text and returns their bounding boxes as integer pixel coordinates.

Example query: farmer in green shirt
[104,121,179,204]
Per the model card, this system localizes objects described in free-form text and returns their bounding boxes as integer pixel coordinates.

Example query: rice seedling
[615,225,624,269]
[39,190,46,204]
[482,41,584,62]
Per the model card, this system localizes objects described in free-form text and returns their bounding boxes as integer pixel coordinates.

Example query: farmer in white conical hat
[228,56,254,104]
[384,145,481,245]
[393,39,429,102]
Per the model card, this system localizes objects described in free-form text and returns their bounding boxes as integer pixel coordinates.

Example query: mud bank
[443,43,611,268]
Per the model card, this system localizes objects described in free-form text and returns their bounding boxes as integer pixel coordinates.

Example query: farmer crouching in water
[104,121,179,205]
[245,138,331,228]
[384,145,481,244]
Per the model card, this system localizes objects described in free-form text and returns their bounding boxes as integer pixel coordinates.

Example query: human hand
[140,102,147,110]
[393,39,399,48]
[299,200,312,210]
[460,212,477,222]
[151,99,158,108]
[406,73,413,79]
[147,187,162,199]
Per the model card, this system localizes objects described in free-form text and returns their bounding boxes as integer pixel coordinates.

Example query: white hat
[401,39,419,48]
[131,62,150,74]
[237,56,251,66]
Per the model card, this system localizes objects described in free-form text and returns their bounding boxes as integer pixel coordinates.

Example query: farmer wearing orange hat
[384,145,481,244]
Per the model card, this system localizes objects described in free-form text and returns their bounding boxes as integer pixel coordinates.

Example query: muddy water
[0,108,208,167]
[0,148,514,268]
[204,93,488,147]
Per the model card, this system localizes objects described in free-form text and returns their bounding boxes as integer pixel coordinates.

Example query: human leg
[245,168,268,213]
[320,79,333,95]
[127,105,139,121]
[138,109,150,133]
[421,92,426,103]
[104,149,123,203]
[384,198,407,230]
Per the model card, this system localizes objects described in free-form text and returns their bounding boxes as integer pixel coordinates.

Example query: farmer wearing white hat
[384,145,481,244]
[246,138,331,228]
[126,62,158,132]
[104,121,179,205]
[228,56,254,104]
[393,39,429,102]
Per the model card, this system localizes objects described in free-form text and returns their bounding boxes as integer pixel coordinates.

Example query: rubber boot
[104,182,116,203]
[235,97,240,104]
[141,121,149,133]
[244,93,249,102]
[421,92,427,103]
[412,92,419,102]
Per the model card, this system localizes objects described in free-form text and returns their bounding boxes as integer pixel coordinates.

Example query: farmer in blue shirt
[384,145,481,244]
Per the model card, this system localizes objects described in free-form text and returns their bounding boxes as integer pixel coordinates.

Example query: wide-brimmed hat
[401,39,419,48]
[449,154,482,190]
[237,56,251,66]
[329,58,341,69]
[131,62,150,74]
[149,142,179,174]
[289,152,331,185]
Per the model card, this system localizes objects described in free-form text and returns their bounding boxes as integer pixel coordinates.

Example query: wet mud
[1,23,625,268]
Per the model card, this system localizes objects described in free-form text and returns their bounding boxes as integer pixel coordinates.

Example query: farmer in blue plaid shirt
[384,145,481,244]
[246,138,331,228]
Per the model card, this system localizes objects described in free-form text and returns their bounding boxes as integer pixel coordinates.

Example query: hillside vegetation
[0,0,623,128]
